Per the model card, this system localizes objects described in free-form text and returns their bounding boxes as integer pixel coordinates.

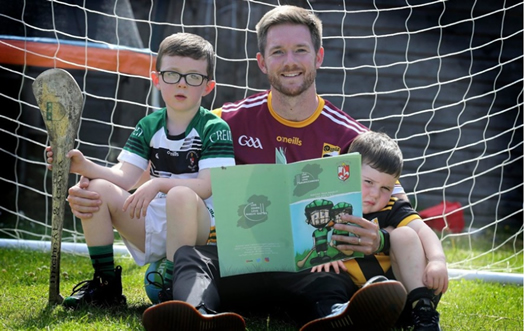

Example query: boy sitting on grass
[314,130,448,331]
[46,32,235,308]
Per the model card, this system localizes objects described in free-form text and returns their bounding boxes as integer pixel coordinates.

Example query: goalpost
[0,0,522,283]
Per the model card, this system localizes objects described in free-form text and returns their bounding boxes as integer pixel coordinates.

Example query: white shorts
[122,196,213,266]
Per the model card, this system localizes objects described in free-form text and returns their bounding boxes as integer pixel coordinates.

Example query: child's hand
[67,176,101,219]
[423,260,449,295]
[45,146,54,170]
[46,147,87,176]
[66,149,88,174]
[311,261,347,274]
[123,179,159,219]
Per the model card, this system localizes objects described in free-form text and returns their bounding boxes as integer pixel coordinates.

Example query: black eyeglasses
[158,70,209,86]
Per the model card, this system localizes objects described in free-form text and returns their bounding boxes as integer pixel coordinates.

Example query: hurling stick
[296,247,316,268]
[32,69,83,305]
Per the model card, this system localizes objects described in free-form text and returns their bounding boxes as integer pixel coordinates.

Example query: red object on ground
[419,201,464,233]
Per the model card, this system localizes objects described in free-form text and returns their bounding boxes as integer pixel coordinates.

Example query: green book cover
[211,152,363,277]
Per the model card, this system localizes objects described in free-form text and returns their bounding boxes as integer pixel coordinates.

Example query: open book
[211,150,363,277]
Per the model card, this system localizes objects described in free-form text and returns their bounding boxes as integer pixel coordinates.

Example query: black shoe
[412,298,441,331]
[142,300,245,331]
[300,276,406,331]
[62,266,126,308]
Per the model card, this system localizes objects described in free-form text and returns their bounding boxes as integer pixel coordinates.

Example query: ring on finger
[357,237,361,245]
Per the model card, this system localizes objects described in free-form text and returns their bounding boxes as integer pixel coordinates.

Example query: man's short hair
[256,5,323,56]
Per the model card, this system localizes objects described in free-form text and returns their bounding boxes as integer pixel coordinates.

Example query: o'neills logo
[276,135,302,146]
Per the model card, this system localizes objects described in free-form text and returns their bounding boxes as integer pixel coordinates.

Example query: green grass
[1,230,523,330]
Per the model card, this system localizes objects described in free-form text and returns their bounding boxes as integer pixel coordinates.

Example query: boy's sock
[396,286,438,328]
[407,287,436,309]
[88,244,115,278]
[408,287,441,330]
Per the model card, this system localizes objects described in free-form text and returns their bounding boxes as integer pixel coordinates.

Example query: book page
[211,152,363,277]
[212,164,296,276]
[286,153,363,271]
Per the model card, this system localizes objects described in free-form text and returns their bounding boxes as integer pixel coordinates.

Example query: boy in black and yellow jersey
[314,131,448,331]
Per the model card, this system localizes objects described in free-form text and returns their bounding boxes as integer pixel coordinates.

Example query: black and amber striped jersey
[343,197,420,286]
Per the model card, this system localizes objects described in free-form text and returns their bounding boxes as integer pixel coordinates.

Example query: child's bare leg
[82,178,146,250]
[390,226,441,329]
[165,186,211,262]
[390,226,426,292]
[80,179,120,246]
[152,186,211,302]
[63,178,145,308]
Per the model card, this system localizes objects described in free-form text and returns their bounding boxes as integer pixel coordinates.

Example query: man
[60,5,408,331]
[141,6,409,331]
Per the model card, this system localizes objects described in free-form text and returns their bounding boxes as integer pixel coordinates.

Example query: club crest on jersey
[187,151,198,171]
[322,143,341,157]
[338,163,350,181]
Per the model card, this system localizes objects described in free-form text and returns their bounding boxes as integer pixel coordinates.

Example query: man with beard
[140,5,409,331]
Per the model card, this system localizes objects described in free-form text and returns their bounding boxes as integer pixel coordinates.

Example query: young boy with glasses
[47,32,235,308]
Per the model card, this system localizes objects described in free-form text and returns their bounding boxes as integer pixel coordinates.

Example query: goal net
[0,0,522,280]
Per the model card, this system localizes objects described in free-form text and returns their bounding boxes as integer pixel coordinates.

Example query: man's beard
[267,68,316,97]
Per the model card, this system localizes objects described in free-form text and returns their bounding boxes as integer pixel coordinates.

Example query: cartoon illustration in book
[330,202,355,258]
[300,199,335,266]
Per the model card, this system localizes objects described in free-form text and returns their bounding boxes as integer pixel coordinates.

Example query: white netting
[0,0,522,276]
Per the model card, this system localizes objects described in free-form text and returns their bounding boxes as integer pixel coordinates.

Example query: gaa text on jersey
[238,135,263,149]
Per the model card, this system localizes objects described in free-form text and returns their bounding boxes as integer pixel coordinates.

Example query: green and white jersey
[118,106,235,178]
[117,106,234,249]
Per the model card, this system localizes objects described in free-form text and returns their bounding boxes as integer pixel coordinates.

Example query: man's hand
[330,214,380,255]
